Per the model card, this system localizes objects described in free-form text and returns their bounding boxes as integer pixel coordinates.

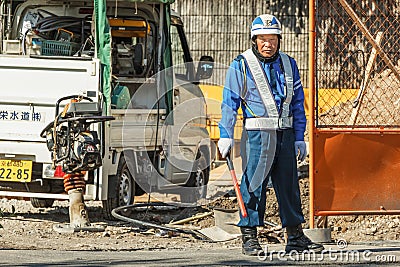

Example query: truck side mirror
[196,55,214,80]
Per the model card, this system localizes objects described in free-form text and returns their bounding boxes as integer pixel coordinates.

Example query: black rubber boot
[285,224,324,253]
[240,227,264,256]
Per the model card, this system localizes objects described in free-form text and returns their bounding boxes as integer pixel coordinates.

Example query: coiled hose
[34,16,86,33]
[111,203,209,240]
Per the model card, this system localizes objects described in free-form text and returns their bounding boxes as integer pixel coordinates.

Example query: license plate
[0,160,32,182]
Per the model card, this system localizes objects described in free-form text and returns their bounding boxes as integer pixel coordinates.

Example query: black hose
[34,16,90,40]
[111,203,210,240]
[36,21,82,33]
[22,28,30,55]
[338,50,366,93]
[35,16,85,28]
[37,9,58,18]
[146,91,161,214]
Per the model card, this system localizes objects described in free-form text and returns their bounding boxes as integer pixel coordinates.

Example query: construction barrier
[309,0,400,227]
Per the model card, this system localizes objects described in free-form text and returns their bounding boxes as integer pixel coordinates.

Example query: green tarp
[94,0,111,114]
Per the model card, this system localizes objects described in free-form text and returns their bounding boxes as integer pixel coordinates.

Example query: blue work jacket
[218,52,307,141]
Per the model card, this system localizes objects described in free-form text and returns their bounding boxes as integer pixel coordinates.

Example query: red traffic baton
[226,154,247,218]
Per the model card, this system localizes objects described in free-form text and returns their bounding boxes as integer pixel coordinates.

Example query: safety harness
[240,49,294,130]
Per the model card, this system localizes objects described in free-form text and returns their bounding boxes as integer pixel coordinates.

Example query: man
[218,14,324,256]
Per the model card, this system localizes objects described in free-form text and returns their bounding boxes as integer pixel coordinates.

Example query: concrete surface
[1,242,400,266]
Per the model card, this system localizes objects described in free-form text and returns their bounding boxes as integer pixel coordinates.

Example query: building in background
[172,0,309,84]
[171,0,309,164]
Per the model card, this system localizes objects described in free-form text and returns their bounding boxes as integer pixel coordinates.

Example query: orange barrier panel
[310,0,400,228]
[314,132,400,215]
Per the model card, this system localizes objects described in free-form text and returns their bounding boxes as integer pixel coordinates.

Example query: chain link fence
[316,0,400,128]
[172,0,309,85]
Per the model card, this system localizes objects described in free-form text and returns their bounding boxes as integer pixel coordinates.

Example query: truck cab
[0,0,213,218]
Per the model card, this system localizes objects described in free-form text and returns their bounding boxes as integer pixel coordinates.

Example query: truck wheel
[102,157,136,220]
[30,198,55,208]
[181,156,209,204]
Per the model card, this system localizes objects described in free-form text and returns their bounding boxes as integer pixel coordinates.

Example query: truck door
[163,19,208,185]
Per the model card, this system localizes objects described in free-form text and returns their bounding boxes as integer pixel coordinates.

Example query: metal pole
[308,0,316,229]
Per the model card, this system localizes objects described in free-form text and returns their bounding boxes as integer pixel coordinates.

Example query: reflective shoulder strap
[242,49,278,117]
[239,58,258,118]
[279,52,294,119]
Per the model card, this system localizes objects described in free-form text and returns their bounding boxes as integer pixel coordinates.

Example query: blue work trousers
[237,129,305,228]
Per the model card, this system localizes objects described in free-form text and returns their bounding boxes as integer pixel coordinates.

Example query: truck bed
[110,108,166,149]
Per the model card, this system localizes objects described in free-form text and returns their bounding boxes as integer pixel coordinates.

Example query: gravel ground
[0,198,240,251]
[1,178,400,251]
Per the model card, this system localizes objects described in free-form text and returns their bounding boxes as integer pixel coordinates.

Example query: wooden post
[338,0,400,82]
[348,32,383,125]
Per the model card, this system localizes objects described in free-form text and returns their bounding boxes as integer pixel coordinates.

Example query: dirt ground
[1,177,400,251]
[0,197,232,251]
[320,64,400,126]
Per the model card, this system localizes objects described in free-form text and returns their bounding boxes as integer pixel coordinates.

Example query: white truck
[0,0,214,219]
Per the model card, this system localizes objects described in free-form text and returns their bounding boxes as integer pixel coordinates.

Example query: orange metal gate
[309,0,400,227]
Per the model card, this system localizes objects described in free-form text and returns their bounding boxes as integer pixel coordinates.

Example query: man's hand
[294,141,307,162]
[218,138,234,158]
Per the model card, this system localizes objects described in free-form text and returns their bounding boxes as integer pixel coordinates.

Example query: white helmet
[250,14,282,38]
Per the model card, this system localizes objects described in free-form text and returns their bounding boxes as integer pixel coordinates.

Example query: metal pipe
[316,128,400,133]
[308,0,316,229]
[6,2,11,39]
[157,4,164,74]
[0,190,94,200]
[0,0,4,51]
[316,210,400,216]
[0,101,61,107]
[0,191,69,199]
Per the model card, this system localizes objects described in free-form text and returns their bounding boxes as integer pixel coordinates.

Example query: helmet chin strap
[251,37,281,63]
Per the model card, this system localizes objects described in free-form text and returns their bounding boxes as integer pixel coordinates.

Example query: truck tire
[30,198,55,208]
[102,157,135,220]
[180,156,209,204]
